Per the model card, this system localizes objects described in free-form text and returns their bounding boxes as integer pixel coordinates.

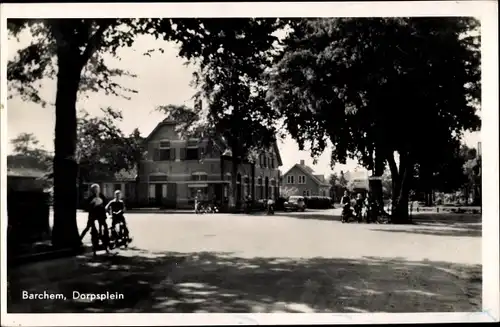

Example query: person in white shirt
[267,197,275,215]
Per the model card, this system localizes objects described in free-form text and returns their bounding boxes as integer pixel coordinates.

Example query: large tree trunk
[392,153,413,224]
[51,48,83,249]
[387,151,413,224]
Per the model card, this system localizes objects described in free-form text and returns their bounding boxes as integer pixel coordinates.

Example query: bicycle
[108,214,132,249]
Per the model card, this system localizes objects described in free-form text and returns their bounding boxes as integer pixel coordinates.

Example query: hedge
[303,196,333,209]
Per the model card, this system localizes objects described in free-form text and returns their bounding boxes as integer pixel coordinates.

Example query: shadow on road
[274,211,342,222]
[411,214,482,225]
[374,214,482,237]
[8,249,481,313]
[370,226,481,237]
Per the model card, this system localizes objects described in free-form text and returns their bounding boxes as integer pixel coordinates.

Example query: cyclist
[106,190,131,244]
[354,193,365,223]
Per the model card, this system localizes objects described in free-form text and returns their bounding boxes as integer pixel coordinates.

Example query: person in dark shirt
[341,191,351,207]
[80,184,109,255]
[354,193,365,222]
[106,190,130,242]
[341,191,352,222]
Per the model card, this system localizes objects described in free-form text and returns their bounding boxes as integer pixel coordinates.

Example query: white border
[1,1,498,326]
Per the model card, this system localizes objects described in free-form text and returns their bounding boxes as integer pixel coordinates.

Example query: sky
[6,29,480,177]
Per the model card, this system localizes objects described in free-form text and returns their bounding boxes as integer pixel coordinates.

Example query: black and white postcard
[1,1,498,326]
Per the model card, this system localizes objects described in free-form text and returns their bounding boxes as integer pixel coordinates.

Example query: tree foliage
[8,133,53,171]
[174,19,286,159]
[76,107,144,183]
[267,18,481,222]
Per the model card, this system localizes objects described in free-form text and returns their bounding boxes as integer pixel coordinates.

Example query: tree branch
[80,20,114,68]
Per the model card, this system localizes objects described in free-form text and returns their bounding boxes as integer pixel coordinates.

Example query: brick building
[136,119,282,209]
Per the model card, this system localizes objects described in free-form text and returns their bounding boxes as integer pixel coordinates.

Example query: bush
[304,196,332,209]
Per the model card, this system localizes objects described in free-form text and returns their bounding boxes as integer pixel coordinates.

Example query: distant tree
[461,144,481,205]
[328,172,350,201]
[268,18,480,223]
[9,133,52,171]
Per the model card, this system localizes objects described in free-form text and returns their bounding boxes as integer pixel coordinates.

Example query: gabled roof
[144,119,177,143]
[282,163,330,187]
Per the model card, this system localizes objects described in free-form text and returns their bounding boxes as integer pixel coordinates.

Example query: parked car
[284,196,306,212]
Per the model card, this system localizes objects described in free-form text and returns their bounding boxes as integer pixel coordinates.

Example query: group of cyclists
[80,184,132,256]
[340,190,386,223]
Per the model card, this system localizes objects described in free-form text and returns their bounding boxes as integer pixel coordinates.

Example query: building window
[270,157,275,169]
[162,184,167,198]
[298,175,306,184]
[286,175,295,184]
[261,155,267,168]
[256,177,263,199]
[155,140,173,161]
[243,176,250,198]
[186,139,199,160]
[303,190,311,196]
[270,180,276,199]
[149,184,155,198]
[225,173,231,181]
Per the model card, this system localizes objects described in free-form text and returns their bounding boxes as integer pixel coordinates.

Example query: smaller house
[281,160,331,197]
[7,167,50,192]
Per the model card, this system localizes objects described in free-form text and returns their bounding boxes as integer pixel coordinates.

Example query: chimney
[300,160,305,165]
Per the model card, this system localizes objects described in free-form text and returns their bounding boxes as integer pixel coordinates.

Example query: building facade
[281,160,331,197]
[136,120,283,209]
